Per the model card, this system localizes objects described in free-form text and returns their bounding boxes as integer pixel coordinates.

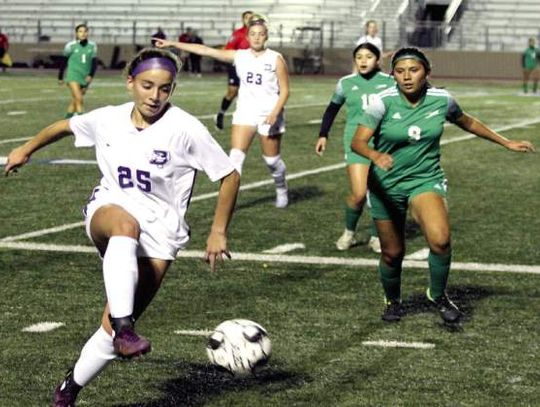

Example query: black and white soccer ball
[206,319,271,375]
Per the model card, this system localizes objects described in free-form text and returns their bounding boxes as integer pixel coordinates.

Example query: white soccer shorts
[83,187,187,260]
[232,109,285,136]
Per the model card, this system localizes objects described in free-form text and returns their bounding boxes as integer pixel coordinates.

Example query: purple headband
[131,57,177,78]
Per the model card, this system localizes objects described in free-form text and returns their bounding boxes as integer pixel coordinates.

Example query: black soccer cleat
[427,289,461,323]
[214,112,224,130]
[53,369,82,407]
[381,300,403,322]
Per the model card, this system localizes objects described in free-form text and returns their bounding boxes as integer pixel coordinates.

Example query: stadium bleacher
[0,0,381,48]
[1,0,539,53]
[442,0,540,51]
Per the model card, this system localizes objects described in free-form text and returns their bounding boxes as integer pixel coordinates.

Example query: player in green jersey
[315,42,394,252]
[58,24,98,118]
[521,37,539,94]
[352,47,535,324]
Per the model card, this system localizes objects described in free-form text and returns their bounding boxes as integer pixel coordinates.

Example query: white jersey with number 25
[69,102,234,251]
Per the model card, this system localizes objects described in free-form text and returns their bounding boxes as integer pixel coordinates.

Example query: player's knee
[428,238,451,256]
[111,219,140,240]
[229,148,246,175]
[426,230,450,255]
[226,89,238,100]
[262,154,285,173]
[348,192,366,208]
[381,246,405,267]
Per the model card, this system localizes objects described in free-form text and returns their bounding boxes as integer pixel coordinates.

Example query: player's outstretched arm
[4,119,72,176]
[152,38,236,64]
[205,170,241,272]
[455,113,536,152]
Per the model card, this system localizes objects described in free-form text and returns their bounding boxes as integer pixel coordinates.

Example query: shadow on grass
[235,185,323,210]
[401,285,492,329]
[116,362,309,407]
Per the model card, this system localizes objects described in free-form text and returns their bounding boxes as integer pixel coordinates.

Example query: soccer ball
[206,319,271,375]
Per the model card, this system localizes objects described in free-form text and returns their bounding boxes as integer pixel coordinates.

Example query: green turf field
[0,70,539,406]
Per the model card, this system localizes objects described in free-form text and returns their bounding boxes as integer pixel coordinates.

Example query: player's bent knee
[348,193,366,208]
[428,238,451,255]
[229,149,246,175]
[381,248,405,267]
[109,219,141,239]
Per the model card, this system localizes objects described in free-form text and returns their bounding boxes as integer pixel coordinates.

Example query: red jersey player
[214,10,253,130]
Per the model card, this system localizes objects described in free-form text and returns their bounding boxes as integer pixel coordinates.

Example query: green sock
[64,112,74,119]
[369,222,378,237]
[428,250,452,300]
[344,205,362,231]
[378,260,402,302]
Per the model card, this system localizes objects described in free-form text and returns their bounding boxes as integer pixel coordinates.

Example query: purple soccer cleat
[113,326,151,358]
[53,370,81,407]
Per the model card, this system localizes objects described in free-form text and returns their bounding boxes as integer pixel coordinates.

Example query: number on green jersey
[361,94,377,110]
[408,125,422,142]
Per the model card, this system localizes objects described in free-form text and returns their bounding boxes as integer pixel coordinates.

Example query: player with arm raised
[214,10,253,130]
[5,47,240,406]
[154,14,290,208]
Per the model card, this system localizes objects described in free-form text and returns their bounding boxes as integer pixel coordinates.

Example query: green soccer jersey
[359,86,463,191]
[331,71,395,136]
[64,40,97,84]
[522,46,539,70]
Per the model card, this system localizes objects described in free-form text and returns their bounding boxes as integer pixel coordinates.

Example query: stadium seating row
[2,0,537,52]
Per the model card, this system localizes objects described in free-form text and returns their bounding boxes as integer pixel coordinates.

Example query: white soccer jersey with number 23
[234,48,282,115]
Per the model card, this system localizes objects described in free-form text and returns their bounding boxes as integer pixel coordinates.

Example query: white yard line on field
[22,322,65,333]
[262,243,306,254]
[404,248,430,260]
[362,340,435,349]
[0,241,539,275]
[0,223,87,242]
[0,136,34,145]
[174,329,213,336]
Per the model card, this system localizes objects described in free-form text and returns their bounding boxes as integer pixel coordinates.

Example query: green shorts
[343,128,371,165]
[369,177,448,220]
[66,70,89,87]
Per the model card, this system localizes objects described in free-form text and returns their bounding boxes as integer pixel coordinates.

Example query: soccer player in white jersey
[4,47,240,406]
[154,14,290,208]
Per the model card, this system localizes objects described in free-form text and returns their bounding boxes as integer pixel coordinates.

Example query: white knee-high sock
[262,154,287,189]
[229,148,246,175]
[73,326,117,386]
[103,236,138,318]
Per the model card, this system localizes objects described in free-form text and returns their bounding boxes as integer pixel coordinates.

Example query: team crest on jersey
[264,63,272,71]
[149,150,170,167]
